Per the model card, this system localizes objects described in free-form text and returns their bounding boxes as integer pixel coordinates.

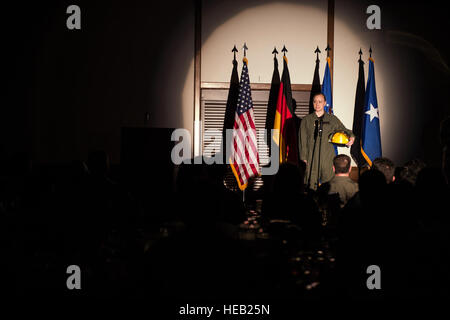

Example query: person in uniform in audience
[326,154,359,207]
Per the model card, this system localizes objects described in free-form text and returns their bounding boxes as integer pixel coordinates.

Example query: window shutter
[201,86,310,193]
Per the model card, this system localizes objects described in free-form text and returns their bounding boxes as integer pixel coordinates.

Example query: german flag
[272,55,299,164]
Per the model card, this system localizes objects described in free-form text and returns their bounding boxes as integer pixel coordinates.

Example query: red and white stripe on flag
[230,58,260,191]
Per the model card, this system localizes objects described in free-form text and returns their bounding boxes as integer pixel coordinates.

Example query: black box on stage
[120,127,175,193]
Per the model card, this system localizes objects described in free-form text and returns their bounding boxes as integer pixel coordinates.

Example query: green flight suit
[328,176,359,207]
[299,112,355,190]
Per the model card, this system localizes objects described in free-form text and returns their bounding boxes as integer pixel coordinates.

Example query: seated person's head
[397,158,426,186]
[333,154,351,175]
[359,169,387,204]
[372,157,395,183]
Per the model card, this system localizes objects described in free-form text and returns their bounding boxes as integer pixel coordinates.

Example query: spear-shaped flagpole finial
[325,44,331,57]
[369,46,373,58]
[232,45,238,61]
[282,45,288,56]
[272,46,278,57]
[272,47,279,67]
[358,48,363,61]
[243,43,248,57]
[315,46,321,62]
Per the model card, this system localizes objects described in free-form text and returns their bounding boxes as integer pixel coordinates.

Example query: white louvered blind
[201,86,310,192]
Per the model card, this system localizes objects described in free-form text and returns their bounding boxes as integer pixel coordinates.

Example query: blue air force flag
[322,57,337,155]
[361,58,382,166]
[322,57,333,114]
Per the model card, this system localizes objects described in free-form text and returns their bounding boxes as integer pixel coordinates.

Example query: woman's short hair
[312,92,326,102]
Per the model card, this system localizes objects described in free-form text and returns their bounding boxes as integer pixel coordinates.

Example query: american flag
[230,58,260,190]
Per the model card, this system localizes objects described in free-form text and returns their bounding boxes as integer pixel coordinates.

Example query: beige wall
[334,0,422,165]
[178,0,422,165]
[334,0,384,164]
[29,1,196,164]
[197,0,328,157]
[201,0,328,84]
[151,2,195,144]
[333,0,377,164]
[15,1,432,165]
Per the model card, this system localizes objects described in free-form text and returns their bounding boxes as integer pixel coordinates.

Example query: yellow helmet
[328,131,349,146]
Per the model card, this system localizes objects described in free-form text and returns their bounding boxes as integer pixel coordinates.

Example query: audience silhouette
[3,147,449,298]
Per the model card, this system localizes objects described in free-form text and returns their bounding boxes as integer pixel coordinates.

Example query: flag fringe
[229,158,248,191]
[361,146,373,167]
